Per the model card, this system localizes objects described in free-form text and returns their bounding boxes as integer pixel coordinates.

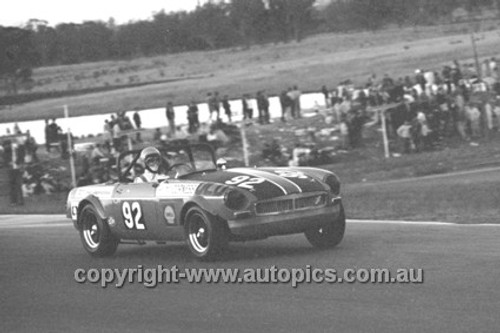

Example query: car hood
[184,167,327,200]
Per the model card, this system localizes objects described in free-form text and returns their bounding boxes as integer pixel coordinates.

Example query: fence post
[64,105,77,187]
[240,123,249,167]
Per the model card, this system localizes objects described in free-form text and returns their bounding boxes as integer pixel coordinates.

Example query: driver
[134,147,167,183]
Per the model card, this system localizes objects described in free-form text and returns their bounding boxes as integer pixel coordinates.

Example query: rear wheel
[79,204,119,257]
[305,204,345,249]
[184,206,228,261]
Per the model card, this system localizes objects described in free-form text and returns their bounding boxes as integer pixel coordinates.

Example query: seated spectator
[90,143,106,164]
[153,128,162,142]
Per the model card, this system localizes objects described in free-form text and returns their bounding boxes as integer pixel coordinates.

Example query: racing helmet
[140,147,161,173]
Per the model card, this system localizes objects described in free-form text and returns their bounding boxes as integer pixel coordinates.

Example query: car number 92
[122,201,146,230]
[225,176,266,191]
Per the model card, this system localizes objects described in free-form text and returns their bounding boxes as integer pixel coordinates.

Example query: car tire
[184,206,228,261]
[79,204,119,257]
[305,204,345,249]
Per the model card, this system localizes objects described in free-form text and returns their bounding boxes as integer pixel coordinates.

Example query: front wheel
[79,204,119,257]
[184,206,228,261]
[305,204,345,249]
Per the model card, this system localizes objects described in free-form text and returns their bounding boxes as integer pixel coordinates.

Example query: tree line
[1,0,498,82]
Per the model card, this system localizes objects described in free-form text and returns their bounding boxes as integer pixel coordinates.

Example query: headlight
[324,174,340,196]
[224,190,247,210]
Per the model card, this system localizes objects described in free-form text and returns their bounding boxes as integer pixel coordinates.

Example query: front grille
[255,194,327,216]
[256,199,293,215]
[295,194,326,210]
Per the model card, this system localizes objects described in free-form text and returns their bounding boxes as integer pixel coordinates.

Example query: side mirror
[216,158,227,170]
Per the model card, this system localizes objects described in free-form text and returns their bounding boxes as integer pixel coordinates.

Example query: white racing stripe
[231,168,290,195]
[268,170,304,193]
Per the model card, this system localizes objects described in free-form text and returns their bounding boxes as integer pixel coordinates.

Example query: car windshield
[119,144,217,181]
[163,145,216,173]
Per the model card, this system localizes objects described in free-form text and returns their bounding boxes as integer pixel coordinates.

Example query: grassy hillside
[1,23,500,123]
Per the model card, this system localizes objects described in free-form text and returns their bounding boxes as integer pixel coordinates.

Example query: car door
[110,182,160,240]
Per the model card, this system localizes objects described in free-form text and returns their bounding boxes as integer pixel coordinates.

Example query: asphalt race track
[1,215,499,332]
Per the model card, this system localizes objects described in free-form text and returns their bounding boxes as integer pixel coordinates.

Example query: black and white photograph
[1,0,499,332]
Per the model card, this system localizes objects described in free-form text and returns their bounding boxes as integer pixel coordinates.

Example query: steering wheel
[165,163,194,178]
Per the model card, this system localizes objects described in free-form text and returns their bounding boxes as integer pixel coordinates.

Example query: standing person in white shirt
[8,141,24,206]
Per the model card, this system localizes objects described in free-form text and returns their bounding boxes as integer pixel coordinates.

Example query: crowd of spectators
[321,58,500,154]
[4,54,500,200]
[1,126,68,204]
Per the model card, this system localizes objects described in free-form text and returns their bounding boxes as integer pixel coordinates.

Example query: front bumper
[227,198,343,238]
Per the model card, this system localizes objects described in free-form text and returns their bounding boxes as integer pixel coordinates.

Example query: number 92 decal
[122,201,146,230]
[225,175,265,191]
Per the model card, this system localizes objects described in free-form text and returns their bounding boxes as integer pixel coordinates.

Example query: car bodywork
[67,143,345,259]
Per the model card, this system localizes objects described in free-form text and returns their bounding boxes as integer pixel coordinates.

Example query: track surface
[1,215,499,332]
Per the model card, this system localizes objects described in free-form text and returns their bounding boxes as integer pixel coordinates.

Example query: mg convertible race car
[67,143,345,260]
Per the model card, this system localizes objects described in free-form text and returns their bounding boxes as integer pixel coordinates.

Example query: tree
[230,0,267,47]
[286,0,315,41]
[0,27,38,94]
[190,2,237,49]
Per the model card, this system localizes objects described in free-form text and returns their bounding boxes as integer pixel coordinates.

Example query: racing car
[66,143,345,260]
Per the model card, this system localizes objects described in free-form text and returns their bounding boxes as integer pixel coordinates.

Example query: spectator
[135,132,143,144]
[222,95,232,123]
[420,119,432,150]
[465,103,481,138]
[321,85,330,107]
[207,126,230,150]
[292,85,302,118]
[90,143,106,164]
[13,123,21,134]
[484,99,494,133]
[48,119,61,151]
[153,128,162,142]
[187,101,200,134]
[489,57,498,80]
[24,130,38,163]
[166,101,176,136]
[44,119,50,152]
[454,91,468,141]
[256,91,270,125]
[6,141,24,206]
[242,94,253,121]
[397,121,412,154]
[122,114,134,130]
[279,90,291,122]
[208,92,220,122]
[286,88,296,118]
[103,119,112,142]
[339,115,349,149]
[112,121,121,152]
[133,111,142,129]
[415,69,426,92]
[451,60,462,86]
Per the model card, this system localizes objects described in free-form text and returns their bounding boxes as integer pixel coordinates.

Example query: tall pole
[470,32,481,80]
[240,123,250,167]
[468,4,482,79]
[64,105,76,188]
[381,109,390,158]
